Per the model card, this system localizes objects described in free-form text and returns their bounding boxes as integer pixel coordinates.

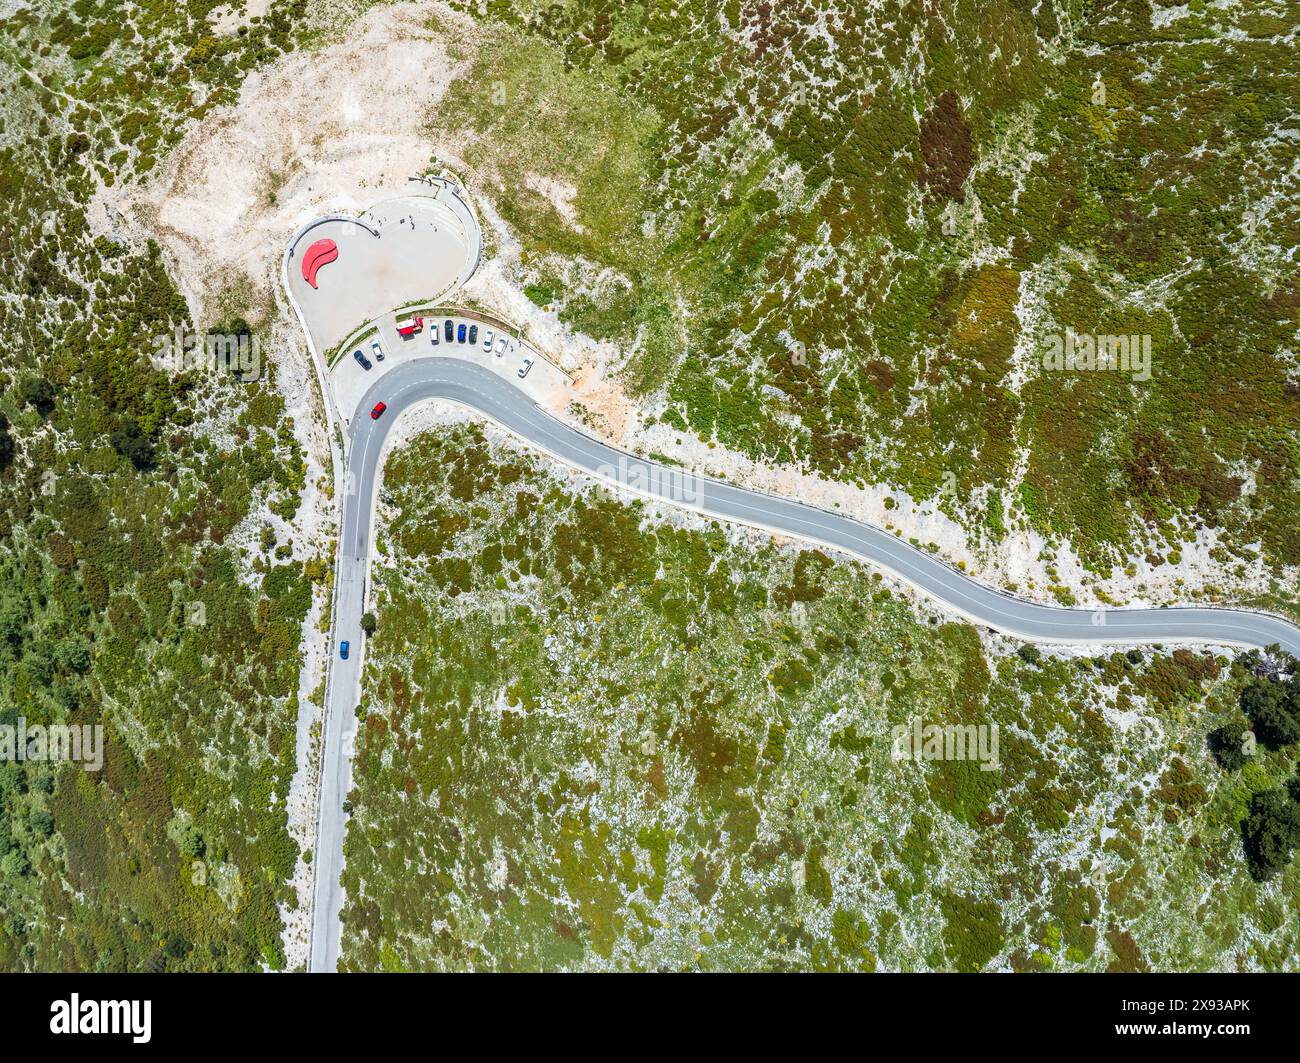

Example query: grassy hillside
[0,0,319,971]
[434,0,1299,580]
[341,425,1300,971]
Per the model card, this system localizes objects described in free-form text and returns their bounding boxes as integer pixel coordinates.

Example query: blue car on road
[339,640,349,660]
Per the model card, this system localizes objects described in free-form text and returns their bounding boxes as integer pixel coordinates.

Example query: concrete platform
[285,180,480,357]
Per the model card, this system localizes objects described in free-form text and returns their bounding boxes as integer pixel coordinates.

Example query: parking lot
[330,311,571,427]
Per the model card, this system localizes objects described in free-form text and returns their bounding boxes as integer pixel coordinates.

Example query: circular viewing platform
[285,178,481,357]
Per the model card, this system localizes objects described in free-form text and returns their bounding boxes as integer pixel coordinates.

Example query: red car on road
[370,402,387,420]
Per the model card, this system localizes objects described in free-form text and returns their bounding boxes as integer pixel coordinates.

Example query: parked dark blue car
[353,350,371,371]
[457,323,466,343]
[444,319,454,342]
[468,324,478,345]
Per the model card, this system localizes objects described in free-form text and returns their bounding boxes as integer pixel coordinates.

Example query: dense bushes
[1242,787,1300,882]
[449,0,1300,579]
[1240,675,1300,749]
[918,91,975,202]
[1204,649,1300,879]
[0,0,317,971]
[1208,721,1251,771]
[16,377,54,417]
[0,413,13,471]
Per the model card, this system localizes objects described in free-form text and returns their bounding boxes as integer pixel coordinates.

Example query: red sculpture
[301,239,338,289]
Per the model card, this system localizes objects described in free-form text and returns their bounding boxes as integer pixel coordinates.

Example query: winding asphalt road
[308,354,1300,971]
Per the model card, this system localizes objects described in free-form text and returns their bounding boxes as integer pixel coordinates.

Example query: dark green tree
[360,612,377,637]
[0,597,28,651]
[1208,721,1252,771]
[1241,677,1300,749]
[0,413,14,470]
[178,823,205,858]
[109,422,155,471]
[17,376,55,417]
[29,808,54,839]
[1,849,31,878]
[1241,788,1300,881]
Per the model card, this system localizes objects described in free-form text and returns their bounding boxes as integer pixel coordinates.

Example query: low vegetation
[435,0,1300,584]
[340,427,1300,971]
[0,0,319,971]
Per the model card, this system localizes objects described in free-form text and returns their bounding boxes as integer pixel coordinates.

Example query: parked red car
[370,402,387,420]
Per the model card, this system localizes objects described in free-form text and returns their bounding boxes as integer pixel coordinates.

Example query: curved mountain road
[308,354,1300,970]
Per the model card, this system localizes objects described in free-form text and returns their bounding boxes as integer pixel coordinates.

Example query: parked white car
[371,339,384,362]
[494,336,508,357]
[482,328,494,352]
[517,357,534,379]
